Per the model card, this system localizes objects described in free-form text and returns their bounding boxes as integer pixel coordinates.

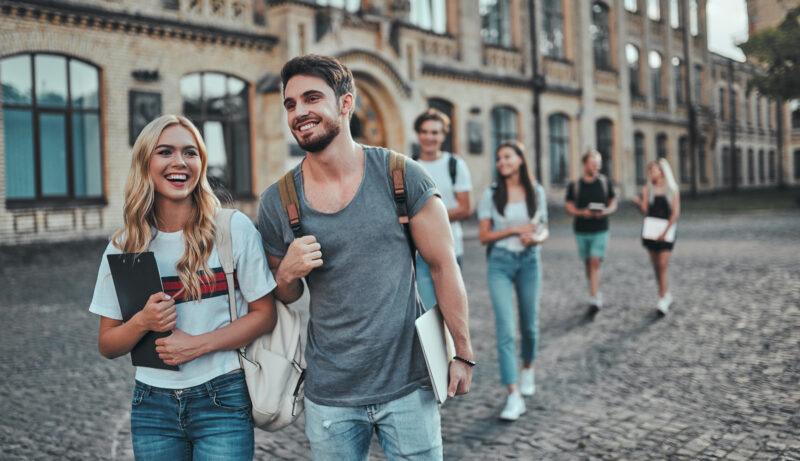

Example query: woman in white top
[478,141,548,422]
[89,114,277,460]
[632,158,680,315]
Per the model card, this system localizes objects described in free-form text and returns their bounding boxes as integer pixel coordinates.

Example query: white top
[89,211,276,389]
[416,153,472,256]
[477,183,549,253]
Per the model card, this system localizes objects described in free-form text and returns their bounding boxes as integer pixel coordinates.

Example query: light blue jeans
[304,388,442,461]
[130,370,253,461]
[487,246,542,386]
[415,253,463,311]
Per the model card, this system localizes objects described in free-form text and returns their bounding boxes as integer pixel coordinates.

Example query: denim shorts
[575,230,610,260]
[130,370,253,460]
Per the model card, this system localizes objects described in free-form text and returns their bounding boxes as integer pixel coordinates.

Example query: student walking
[89,114,277,460]
[478,141,548,422]
[258,55,473,460]
[632,159,680,315]
[565,149,617,311]
[413,108,473,310]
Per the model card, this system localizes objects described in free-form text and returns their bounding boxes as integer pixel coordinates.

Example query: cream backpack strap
[214,208,245,368]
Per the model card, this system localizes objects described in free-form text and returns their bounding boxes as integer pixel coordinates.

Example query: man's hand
[278,235,323,283]
[447,360,473,398]
[155,329,203,366]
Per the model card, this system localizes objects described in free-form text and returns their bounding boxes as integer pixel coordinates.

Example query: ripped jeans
[303,388,442,461]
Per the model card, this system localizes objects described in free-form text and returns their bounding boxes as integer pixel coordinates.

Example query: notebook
[415,304,455,405]
[642,217,677,243]
[106,252,178,371]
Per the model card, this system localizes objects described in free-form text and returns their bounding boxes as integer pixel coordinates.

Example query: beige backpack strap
[214,208,246,367]
[388,150,409,224]
[278,170,303,238]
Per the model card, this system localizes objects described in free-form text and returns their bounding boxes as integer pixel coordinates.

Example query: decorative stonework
[482,46,523,73]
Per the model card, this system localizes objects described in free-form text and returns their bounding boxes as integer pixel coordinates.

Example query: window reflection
[35,55,68,107]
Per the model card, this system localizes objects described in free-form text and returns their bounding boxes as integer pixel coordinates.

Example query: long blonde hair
[112,114,220,302]
[648,158,679,201]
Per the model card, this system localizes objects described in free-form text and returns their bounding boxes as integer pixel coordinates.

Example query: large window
[634,132,646,185]
[747,148,755,184]
[669,0,680,29]
[690,0,699,36]
[648,0,661,21]
[625,0,638,13]
[592,2,612,70]
[490,106,519,160]
[181,72,252,197]
[627,44,641,96]
[481,0,512,47]
[596,118,614,179]
[790,99,800,129]
[2,53,103,204]
[428,97,455,153]
[649,51,663,100]
[315,0,360,11]
[548,114,569,185]
[679,136,688,183]
[542,0,565,59]
[657,133,668,159]
[758,149,765,183]
[410,0,447,34]
[672,57,683,104]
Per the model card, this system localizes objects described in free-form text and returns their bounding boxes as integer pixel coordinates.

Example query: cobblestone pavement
[1,208,798,460]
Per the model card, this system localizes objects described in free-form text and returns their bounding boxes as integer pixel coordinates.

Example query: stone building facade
[0,0,795,245]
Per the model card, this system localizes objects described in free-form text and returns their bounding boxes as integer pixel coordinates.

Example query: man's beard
[294,117,341,153]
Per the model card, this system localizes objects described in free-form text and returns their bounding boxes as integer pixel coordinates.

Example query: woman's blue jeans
[130,370,254,461]
[487,247,542,386]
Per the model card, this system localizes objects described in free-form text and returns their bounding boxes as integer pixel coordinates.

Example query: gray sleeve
[404,157,441,218]
[257,185,291,258]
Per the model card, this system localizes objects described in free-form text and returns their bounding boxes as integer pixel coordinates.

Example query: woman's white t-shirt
[89,211,275,389]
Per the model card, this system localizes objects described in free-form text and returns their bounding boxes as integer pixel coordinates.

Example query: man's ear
[339,93,355,116]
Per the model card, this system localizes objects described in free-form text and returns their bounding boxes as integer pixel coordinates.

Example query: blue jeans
[415,253,463,311]
[487,247,542,386]
[304,388,442,461]
[130,370,254,461]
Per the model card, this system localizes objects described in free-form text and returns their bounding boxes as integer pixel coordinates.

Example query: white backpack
[214,208,306,432]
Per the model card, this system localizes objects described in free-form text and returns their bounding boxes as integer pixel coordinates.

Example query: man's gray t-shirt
[257,146,438,407]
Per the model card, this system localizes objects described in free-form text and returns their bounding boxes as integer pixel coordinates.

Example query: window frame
[481,0,513,48]
[490,105,520,162]
[542,0,566,59]
[592,2,613,71]
[3,52,106,209]
[634,131,646,185]
[548,113,570,185]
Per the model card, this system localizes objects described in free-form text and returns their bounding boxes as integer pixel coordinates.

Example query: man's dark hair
[280,54,356,102]
[413,108,451,134]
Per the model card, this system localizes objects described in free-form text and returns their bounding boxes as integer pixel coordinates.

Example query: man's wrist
[453,356,476,367]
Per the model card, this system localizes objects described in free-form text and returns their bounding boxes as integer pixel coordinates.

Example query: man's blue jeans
[130,370,254,461]
[487,247,542,385]
[415,253,463,311]
[304,388,442,460]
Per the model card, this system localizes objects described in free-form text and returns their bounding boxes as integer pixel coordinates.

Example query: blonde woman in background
[89,114,277,460]
[633,158,680,315]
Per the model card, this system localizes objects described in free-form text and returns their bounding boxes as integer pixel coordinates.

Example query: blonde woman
[632,158,680,315]
[89,114,277,460]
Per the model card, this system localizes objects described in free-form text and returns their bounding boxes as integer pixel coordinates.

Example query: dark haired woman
[478,142,548,422]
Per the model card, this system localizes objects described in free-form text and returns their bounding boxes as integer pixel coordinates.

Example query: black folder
[106,252,178,371]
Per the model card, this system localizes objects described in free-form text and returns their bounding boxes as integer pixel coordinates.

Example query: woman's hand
[656,231,667,241]
[135,292,176,333]
[155,329,205,366]
[520,233,538,247]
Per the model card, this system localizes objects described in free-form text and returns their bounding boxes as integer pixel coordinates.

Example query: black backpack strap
[278,170,303,239]
[448,153,457,185]
[388,150,417,263]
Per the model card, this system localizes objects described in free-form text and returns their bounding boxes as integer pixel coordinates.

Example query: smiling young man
[412,109,472,311]
[257,55,474,461]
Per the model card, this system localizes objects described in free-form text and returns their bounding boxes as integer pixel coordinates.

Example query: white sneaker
[589,292,603,309]
[657,292,673,315]
[520,368,536,396]
[499,392,526,421]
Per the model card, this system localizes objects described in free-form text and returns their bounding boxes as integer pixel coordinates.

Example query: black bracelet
[453,356,476,367]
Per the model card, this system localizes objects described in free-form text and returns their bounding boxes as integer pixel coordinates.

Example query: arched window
[625,0,638,13]
[634,131,646,185]
[315,0,361,12]
[679,136,688,183]
[669,0,680,29]
[656,132,668,159]
[2,53,103,203]
[490,106,519,159]
[542,0,565,59]
[672,57,683,104]
[428,97,455,153]
[647,0,661,21]
[690,0,699,36]
[596,118,614,179]
[410,0,447,34]
[481,0,512,47]
[592,2,612,70]
[790,99,800,129]
[626,44,641,96]
[181,72,252,197]
[649,51,663,100]
[548,114,569,185]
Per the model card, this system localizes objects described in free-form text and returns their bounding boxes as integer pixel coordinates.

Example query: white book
[414,305,455,405]
[642,216,677,242]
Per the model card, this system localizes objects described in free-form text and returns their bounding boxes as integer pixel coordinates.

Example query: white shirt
[416,153,473,256]
[89,211,275,389]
